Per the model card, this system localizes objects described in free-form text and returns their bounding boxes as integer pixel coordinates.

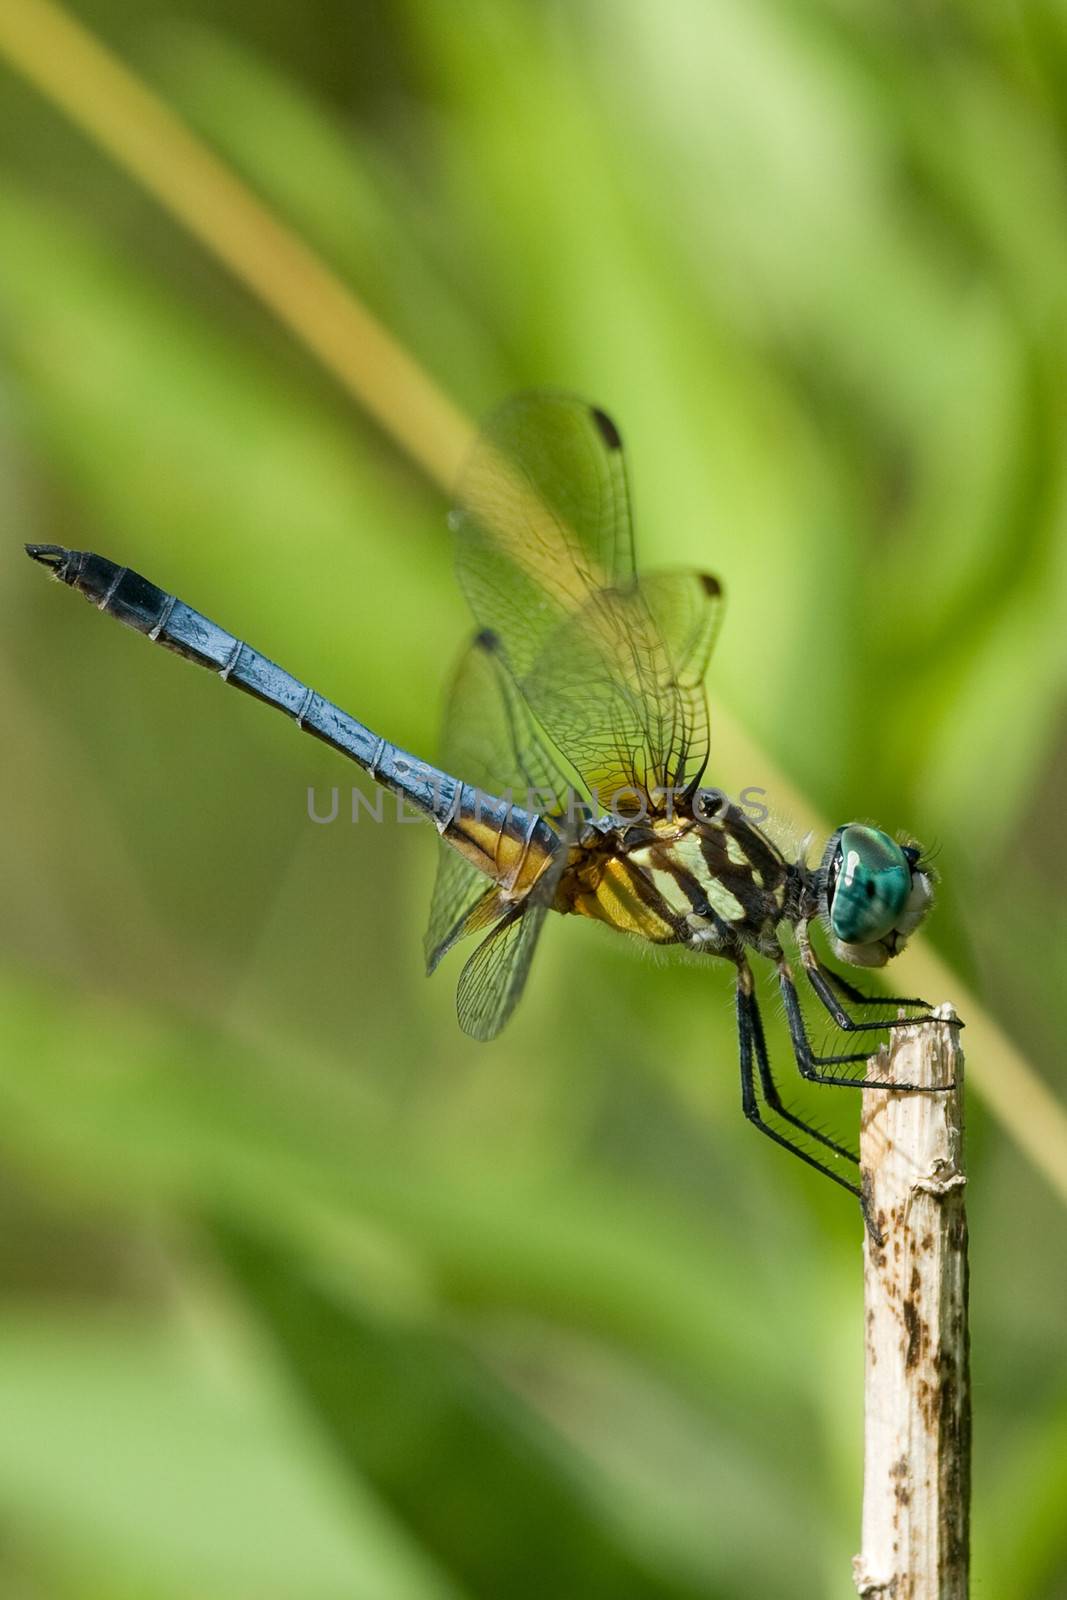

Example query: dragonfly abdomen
[24,545,545,844]
[441,791,559,896]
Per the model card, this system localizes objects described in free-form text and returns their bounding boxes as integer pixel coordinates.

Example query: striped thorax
[556,800,796,960]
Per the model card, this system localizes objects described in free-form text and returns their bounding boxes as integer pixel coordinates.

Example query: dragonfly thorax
[556,801,799,960]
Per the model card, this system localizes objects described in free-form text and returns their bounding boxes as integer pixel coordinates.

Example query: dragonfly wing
[637,567,724,795]
[454,833,570,1041]
[640,568,725,690]
[452,391,635,682]
[471,629,584,814]
[425,865,499,977]
[455,904,543,1041]
[521,569,725,809]
[424,628,576,975]
[452,392,725,810]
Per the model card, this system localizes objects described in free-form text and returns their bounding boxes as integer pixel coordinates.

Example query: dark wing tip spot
[590,406,623,450]
[474,627,500,652]
[699,572,722,596]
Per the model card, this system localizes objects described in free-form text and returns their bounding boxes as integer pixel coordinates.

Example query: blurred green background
[2,1,1066,1595]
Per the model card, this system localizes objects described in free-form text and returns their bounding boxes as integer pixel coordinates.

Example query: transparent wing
[452,391,635,680]
[451,392,724,809]
[424,866,499,978]
[455,906,543,1042]
[455,838,569,1041]
[641,568,725,689]
[424,629,577,975]
[526,569,724,808]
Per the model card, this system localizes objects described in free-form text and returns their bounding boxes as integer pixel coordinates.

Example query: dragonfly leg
[795,923,937,1031]
[735,962,861,1191]
[822,965,929,1012]
[778,960,952,1092]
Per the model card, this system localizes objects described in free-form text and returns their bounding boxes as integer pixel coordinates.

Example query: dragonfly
[26,390,946,1226]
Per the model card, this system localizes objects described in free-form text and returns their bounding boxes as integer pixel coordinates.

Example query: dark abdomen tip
[26,544,78,578]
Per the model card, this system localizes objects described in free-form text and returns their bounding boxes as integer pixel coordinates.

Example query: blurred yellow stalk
[2,0,1065,1207]
[0,0,473,490]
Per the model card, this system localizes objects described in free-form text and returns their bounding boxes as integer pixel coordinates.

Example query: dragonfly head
[819,824,934,968]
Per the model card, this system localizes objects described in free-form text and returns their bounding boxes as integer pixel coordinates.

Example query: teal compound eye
[828,825,911,946]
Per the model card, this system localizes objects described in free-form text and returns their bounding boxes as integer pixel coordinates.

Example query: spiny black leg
[804,956,933,1033]
[778,961,948,1092]
[741,976,858,1166]
[735,965,861,1202]
[823,966,929,1012]
[795,925,936,1033]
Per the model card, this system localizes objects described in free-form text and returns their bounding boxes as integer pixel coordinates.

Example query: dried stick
[854,1004,970,1598]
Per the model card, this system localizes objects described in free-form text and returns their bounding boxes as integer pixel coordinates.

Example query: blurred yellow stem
[0,0,473,490]
[2,0,1066,1208]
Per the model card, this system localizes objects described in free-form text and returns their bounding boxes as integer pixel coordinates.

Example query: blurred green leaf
[212,1219,719,1600]
[0,1311,464,1600]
